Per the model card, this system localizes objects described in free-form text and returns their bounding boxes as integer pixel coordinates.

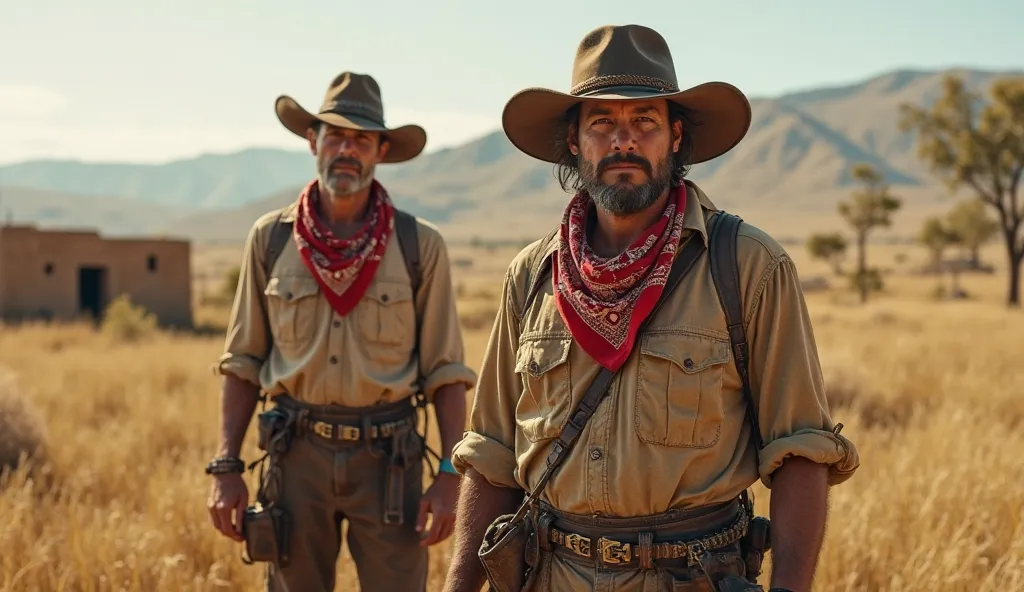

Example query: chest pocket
[265,275,322,350]
[357,279,415,361]
[633,332,731,448]
[514,336,572,442]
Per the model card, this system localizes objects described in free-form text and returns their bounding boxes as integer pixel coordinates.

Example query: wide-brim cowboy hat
[502,24,752,165]
[276,71,427,164]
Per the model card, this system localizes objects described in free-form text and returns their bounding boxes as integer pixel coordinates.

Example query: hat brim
[501,82,751,165]
[275,95,427,163]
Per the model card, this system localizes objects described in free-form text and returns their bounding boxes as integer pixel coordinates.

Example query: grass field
[1,237,1023,591]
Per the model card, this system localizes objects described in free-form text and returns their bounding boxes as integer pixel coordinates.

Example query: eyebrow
[584,105,660,118]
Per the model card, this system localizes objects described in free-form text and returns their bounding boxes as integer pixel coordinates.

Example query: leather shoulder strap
[263,211,292,278]
[707,211,763,452]
[392,208,426,391]
[520,227,560,317]
[516,231,708,513]
[393,209,422,301]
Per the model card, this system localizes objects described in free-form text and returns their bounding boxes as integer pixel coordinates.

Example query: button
[381,293,389,302]
[333,320,341,328]
[589,448,602,460]
[528,361,539,373]
[329,356,338,364]
[683,358,694,369]
[286,292,293,300]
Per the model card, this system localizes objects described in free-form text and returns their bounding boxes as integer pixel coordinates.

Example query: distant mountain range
[2,67,1021,244]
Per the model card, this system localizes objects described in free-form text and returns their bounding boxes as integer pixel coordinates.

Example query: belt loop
[363,415,384,458]
[639,532,654,570]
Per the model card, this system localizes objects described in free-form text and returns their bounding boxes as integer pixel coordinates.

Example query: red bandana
[292,178,394,317]
[552,185,687,371]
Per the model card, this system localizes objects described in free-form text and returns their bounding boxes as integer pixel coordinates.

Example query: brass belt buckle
[312,421,332,439]
[564,533,591,558]
[599,538,632,564]
[339,426,360,441]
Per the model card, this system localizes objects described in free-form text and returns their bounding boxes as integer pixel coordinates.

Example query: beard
[579,150,673,216]
[318,155,375,197]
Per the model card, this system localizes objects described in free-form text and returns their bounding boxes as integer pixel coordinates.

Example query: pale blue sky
[1,0,1021,164]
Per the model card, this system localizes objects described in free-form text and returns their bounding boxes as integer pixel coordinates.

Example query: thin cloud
[0,85,68,119]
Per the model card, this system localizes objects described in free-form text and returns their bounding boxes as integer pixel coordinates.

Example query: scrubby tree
[806,232,848,275]
[944,198,999,268]
[918,217,959,268]
[918,216,962,294]
[899,74,1024,306]
[838,163,902,303]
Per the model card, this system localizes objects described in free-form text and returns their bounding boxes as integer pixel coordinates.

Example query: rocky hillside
[2,67,1020,243]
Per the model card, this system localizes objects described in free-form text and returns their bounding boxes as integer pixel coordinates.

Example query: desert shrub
[222,265,240,301]
[100,294,158,343]
[0,371,50,489]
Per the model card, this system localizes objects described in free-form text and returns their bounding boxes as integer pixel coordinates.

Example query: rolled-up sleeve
[451,265,523,490]
[745,254,860,488]
[214,221,272,387]
[413,225,477,400]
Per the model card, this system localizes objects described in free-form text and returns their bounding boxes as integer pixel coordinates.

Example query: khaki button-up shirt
[452,182,859,517]
[215,201,477,407]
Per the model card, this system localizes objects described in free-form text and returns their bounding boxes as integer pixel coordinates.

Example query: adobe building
[0,224,192,328]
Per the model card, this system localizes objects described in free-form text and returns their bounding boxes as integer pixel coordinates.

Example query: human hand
[208,473,249,542]
[415,471,460,546]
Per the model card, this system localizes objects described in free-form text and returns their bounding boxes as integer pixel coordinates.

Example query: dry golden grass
[1,239,1023,591]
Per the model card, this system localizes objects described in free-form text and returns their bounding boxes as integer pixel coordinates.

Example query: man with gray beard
[444,24,859,592]
[206,71,476,591]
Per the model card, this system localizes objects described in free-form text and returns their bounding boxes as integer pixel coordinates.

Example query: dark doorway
[78,266,108,320]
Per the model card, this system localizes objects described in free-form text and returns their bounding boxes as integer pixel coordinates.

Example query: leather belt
[545,505,749,568]
[298,414,415,442]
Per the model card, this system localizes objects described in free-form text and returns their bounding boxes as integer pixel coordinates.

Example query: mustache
[327,156,362,174]
[597,152,652,175]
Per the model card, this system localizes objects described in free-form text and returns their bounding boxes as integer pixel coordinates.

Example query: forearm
[444,469,523,592]
[768,456,830,592]
[432,383,467,459]
[217,374,261,458]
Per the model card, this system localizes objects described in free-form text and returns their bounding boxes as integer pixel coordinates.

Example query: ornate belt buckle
[599,538,632,565]
[564,533,591,557]
[312,421,333,439]
[340,426,360,441]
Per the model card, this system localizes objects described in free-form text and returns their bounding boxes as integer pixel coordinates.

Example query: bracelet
[438,458,458,475]
[205,456,245,475]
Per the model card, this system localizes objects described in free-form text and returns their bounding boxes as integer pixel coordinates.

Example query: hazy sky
[1,0,1021,164]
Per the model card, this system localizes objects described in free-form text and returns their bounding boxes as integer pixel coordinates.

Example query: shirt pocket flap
[639,334,731,374]
[362,280,414,307]
[265,275,321,302]
[515,337,572,377]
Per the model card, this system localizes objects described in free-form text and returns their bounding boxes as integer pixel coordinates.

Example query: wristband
[438,458,458,475]
[205,456,245,475]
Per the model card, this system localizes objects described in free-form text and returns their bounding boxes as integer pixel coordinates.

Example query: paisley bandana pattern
[552,184,687,371]
[293,178,394,317]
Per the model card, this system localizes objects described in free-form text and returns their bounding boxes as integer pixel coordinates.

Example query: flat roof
[0,223,190,244]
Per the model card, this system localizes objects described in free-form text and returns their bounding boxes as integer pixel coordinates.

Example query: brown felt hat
[275,71,427,163]
[502,24,752,165]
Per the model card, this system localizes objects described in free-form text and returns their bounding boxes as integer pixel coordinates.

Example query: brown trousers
[260,417,428,592]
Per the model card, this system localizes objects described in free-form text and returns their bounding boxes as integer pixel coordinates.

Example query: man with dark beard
[444,25,859,592]
[206,71,476,592]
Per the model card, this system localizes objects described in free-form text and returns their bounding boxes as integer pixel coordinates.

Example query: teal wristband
[439,458,457,474]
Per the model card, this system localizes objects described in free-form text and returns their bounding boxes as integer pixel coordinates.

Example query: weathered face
[306,123,389,197]
[569,98,681,216]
